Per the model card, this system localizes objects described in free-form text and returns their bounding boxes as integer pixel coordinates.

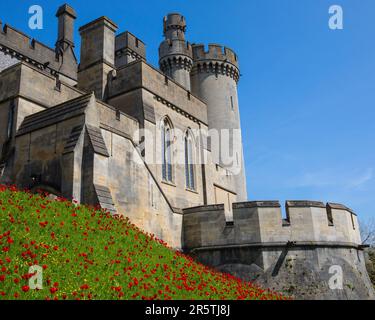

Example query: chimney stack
[55,4,78,83]
[77,16,118,100]
[56,4,76,50]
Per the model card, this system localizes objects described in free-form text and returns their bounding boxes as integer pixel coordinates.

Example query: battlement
[115,32,146,59]
[0,61,82,108]
[191,44,240,82]
[183,200,362,251]
[0,20,77,81]
[192,44,239,68]
[159,39,193,60]
[0,22,58,70]
[108,60,208,123]
[115,31,146,68]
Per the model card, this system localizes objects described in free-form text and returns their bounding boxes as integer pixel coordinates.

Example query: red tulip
[22,286,30,293]
[50,287,58,294]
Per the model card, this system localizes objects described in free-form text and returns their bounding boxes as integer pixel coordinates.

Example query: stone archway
[30,184,62,200]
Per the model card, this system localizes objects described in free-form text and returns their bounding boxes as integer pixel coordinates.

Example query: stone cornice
[115,47,144,62]
[0,44,54,74]
[153,94,201,125]
[183,204,225,215]
[286,201,326,209]
[0,43,76,81]
[187,241,365,253]
[233,201,281,209]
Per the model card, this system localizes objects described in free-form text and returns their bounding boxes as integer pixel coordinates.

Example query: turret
[159,13,193,90]
[191,44,247,201]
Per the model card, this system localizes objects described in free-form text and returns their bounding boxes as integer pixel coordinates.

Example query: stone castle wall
[108,61,208,124]
[183,201,361,252]
[0,50,18,73]
[0,21,77,82]
[182,201,374,299]
[115,31,146,67]
[1,5,374,299]
[0,62,82,168]
[0,22,57,69]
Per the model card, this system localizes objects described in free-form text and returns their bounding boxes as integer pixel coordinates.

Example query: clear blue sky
[1,0,374,221]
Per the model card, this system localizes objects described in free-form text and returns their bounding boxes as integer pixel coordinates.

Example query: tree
[360,218,375,247]
[361,219,375,287]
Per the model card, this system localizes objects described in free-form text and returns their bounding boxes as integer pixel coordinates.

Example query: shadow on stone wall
[365,248,375,289]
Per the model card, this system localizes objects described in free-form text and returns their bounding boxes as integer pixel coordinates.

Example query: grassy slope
[0,186,286,300]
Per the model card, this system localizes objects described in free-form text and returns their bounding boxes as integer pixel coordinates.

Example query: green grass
[0,185,287,300]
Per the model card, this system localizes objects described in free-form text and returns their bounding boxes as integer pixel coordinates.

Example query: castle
[0,4,373,299]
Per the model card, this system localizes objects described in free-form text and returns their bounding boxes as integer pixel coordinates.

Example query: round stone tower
[159,13,193,90]
[191,44,247,201]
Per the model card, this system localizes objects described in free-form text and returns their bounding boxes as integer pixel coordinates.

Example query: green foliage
[366,249,375,287]
[0,186,287,300]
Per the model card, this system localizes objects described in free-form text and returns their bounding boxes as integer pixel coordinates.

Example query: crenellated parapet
[192,44,239,68]
[159,41,193,88]
[183,200,362,252]
[0,22,59,74]
[191,44,240,82]
[115,31,146,67]
[159,41,193,69]
[0,8,78,82]
[183,201,374,299]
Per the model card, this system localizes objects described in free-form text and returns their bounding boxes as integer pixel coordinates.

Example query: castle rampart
[183,201,362,251]
[0,62,81,109]
[183,201,374,299]
[159,41,193,61]
[0,23,57,70]
[107,60,208,124]
[192,44,239,66]
[191,44,239,82]
[0,19,77,82]
[115,31,146,67]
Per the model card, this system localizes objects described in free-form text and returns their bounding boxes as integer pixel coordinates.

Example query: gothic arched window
[185,130,195,190]
[161,118,173,182]
[7,101,15,140]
